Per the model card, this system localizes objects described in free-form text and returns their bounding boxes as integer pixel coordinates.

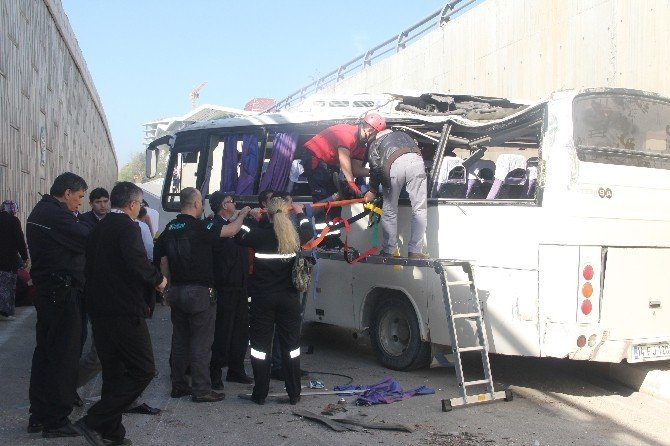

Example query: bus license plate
[630,343,670,362]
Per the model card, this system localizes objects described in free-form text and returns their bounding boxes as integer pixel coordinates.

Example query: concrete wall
[325,0,670,102]
[0,0,117,224]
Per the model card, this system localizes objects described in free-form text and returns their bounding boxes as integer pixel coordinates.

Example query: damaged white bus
[147,88,670,370]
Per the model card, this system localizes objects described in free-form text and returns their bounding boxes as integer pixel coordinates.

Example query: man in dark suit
[208,192,253,388]
[74,182,166,446]
[78,188,109,228]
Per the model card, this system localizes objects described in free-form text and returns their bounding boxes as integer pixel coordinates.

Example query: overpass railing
[269,0,479,112]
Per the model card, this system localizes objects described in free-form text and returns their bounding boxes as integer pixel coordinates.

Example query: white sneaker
[0,314,16,321]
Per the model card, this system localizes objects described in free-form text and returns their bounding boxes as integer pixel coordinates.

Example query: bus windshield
[573,93,670,158]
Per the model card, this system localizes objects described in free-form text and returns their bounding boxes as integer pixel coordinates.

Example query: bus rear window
[573,94,670,155]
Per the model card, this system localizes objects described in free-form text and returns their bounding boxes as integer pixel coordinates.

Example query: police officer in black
[235,196,313,405]
[26,172,90,438]
[154,187,249,403]
[208,192,253,389]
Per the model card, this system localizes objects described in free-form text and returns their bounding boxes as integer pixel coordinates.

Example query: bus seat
[526,157,539,198]
[466,160,495,199]
[287,159,305,193]
[486,154,527,199]
[435,157,466,198]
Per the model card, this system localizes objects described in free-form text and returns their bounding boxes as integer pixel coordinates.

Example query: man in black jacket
[208,192,253,388]
[74,182,166,446]
[155,187,250,403]
[26,172,90,438]
[79,187,109,228]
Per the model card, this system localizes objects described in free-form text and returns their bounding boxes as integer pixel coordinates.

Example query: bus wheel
[370,295,431,371]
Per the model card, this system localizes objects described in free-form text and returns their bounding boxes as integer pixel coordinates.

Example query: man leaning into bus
[364,127,429,258]
[301,113,385,249]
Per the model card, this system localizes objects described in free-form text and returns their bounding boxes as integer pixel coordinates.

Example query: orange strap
[259,198,365,214]
[301,226,330,250]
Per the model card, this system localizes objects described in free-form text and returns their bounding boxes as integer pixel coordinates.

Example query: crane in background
[190,82,207,109]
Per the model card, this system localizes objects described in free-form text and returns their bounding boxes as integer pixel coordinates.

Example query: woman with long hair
[235,196,313,405]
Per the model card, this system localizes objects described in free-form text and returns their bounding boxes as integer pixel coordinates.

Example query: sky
[61,1,475,167]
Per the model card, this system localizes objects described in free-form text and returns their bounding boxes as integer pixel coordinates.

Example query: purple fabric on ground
[258,132,298,192]
[334,376,435,406]
[236,134,259,195]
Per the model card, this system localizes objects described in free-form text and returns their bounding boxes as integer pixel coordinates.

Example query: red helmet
[362,113,386,132]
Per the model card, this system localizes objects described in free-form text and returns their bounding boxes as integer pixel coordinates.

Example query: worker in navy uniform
[73,182,166,446]
[154,187,250,402]
[208,191,253,388]
[235,196,314,405]
[26,172,90,438]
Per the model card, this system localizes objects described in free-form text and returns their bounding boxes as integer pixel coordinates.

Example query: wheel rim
[378,307,412,357]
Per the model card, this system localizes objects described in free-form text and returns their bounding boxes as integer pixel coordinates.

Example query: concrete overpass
[280,0,670,106]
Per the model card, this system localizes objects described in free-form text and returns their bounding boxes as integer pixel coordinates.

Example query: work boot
[408,252,430,259]
[27,420,43,434]
[101,435,132,445]
[170,385,192,398]
[226,372,253,384]
[43,422,81,439]
[192,391,225,403]
[73,418,103,445]
[124,403,161,415]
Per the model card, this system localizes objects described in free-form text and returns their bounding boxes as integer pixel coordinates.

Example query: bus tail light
[577,335,586,347]
[583,265,594,280]
[577,248,603,323]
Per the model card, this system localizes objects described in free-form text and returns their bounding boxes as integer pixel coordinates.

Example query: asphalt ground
[1,305,669,446]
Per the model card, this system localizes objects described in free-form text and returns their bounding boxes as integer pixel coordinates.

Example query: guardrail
[269,0,479,111]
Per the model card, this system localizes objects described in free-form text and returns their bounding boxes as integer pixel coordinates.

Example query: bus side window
[526,157,539,198]
[166,151,201,207]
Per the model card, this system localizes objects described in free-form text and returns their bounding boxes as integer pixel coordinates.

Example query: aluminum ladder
[433,260,512,411]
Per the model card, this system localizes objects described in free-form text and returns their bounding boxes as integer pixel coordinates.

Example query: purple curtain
[220,134,239,192]
[259,132,298,192]
[236,134,259,195]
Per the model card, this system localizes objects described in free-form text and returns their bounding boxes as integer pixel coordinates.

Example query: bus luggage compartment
[601,247,670,362]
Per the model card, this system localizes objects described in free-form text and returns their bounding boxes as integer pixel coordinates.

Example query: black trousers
[249,290,301,401]
[84,316,155,440]
[210,287,249,383]
[169,285,216,396]
[28,286,83,429]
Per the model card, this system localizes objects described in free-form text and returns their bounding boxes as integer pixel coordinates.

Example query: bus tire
[370,295,431,371]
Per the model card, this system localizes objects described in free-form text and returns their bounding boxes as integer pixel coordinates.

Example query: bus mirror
[146,148,158,179]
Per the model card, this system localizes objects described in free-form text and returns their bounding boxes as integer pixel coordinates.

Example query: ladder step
[457,346,484,352]
[447,280,473,286]
[452,313,480,319]
[463,379,491,387]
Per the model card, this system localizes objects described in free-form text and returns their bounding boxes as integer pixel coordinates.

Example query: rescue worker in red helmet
[302,113,386,250]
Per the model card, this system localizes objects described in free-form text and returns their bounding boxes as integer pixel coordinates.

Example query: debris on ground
[293,409,414,433]
[321,402,348,415]
[425,431,496,445]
